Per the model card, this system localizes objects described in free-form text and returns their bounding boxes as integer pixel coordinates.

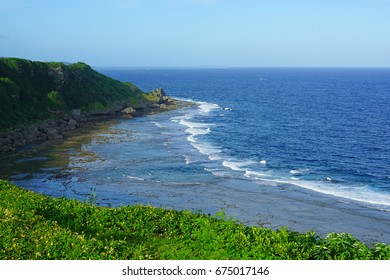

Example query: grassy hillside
[1,180,389,260]
[0,58,143,131]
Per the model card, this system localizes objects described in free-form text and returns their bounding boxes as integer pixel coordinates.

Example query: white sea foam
[124,175,146,181]
[151,121,166,128]
[183,155,196,165]
[221,160,273,180]
[170,115,185,123]
[252,176,390,209]
[179,119,210,130]
[223,161,244,171]
[179,119,212,141]
[244,170,270,179]
[171,101,223,161]
[198,102,220,115]
[299,181,390,208]
[204,167,232,178]
[222,160,255,172]
[170,96,196,103]
[191,142,222,160]
[289,168,309,175]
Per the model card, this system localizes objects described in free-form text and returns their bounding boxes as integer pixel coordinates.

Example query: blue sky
[1,0,389,67]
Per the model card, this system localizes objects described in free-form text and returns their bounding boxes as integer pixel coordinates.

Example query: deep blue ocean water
[100,68,390,210]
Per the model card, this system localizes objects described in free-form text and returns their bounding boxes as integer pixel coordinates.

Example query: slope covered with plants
[0,58,143,131]
[1,180,389,260]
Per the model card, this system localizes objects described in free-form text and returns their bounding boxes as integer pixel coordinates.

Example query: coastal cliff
[0,58,189,152]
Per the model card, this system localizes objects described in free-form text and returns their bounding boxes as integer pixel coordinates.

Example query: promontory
[0,57,190,152]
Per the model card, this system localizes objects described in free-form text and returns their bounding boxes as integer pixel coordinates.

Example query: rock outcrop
[0,57,193,153]
[0,87,193,153]
[121,107,136,115]
[0,58,144,132]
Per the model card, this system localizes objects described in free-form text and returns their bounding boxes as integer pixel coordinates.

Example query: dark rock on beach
[0,88,192,153]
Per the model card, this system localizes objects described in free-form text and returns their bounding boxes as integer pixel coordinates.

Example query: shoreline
[0,90,194,154]
[1,101,389,246]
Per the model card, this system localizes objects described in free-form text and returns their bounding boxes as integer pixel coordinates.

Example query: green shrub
[0,77,20,98]
[47,91,67,111]
[142,93,160,102]
[85,102,106,113]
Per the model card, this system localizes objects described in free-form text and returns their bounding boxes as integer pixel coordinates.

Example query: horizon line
[93,65,390,70]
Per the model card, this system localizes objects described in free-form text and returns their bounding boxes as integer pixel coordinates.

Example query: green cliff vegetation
[0,58,144,131]
[1,180,389,260]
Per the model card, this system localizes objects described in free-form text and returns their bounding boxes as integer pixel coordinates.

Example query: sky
[1,0,390,67]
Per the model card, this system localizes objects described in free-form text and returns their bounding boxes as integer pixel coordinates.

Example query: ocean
[102,68,390,208]
[2,68,390,243]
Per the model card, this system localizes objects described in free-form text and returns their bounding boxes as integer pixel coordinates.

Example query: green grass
[0,180,389,260]
[142,93,161,102]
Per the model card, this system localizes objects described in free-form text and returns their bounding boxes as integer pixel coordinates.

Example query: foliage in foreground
[0,180,389,260]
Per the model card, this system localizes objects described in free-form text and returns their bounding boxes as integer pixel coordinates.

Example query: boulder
[150,88,166,98]
[67,119,78,130]
[25,127,46,142]
[46,128,63,140]
[148,103,161,109]
[121,107,136,115]
[71,109,81,117]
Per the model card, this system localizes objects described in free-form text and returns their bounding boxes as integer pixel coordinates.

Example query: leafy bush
[0,77,20,98]
[85,102,106,113]
[142,93,160,102]
[47,91,67,112]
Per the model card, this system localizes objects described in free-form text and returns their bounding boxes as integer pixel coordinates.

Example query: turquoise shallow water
[2,68,390,243]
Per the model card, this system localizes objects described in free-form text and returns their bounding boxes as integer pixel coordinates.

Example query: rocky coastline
[0,88,192,153]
